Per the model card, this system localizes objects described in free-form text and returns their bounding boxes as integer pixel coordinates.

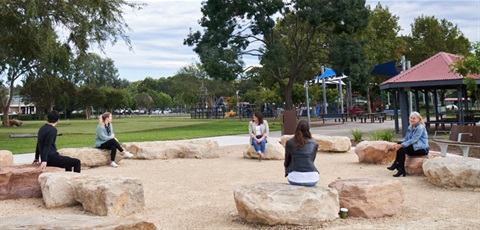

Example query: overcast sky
[95,0,480,82]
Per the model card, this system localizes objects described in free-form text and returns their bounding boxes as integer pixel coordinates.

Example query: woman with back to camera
[284,120,319,187]
[248,111,269,160]
[95,112,133,167]
[387,111,429,177]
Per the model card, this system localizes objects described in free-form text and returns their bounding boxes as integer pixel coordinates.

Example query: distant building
[9,96,36,114]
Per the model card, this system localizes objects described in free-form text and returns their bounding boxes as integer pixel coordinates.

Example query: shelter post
[339,78,344,113]
[393,89,399,133]
[304,80,310,125]
[399,89,409,136]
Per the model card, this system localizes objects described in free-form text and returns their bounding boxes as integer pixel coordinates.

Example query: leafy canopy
[185,0,370,109]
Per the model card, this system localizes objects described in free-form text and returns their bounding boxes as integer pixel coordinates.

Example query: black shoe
[387,162,398,171]
[393,168,406,177]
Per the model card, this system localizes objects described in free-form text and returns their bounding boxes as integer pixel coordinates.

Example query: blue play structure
[209,97,226,118]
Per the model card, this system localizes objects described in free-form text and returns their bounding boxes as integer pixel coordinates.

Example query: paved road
[13,119,398,164]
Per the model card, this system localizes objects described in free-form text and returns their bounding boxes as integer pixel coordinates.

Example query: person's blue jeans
[288,180,318,187]
[252,138,267,153]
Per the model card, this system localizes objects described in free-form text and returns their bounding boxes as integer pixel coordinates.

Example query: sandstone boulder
[243,141,284,160]
[0,150,14,168]
[39,173,145,216]
[9,119,23,126]
[281,134,351,153]
[0,214,156,230]
[58,147,123,168]
[122,139,219,159]
[328,178,404,218]
[405,152,442,176]
[0,164,62,200]
[234,182,339,225]
[354,141,396,164]
[423,157,480,189]
[38,172,84,208]
[74,176,145,216]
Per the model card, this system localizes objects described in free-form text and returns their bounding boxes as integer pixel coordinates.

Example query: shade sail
[371,60,400,78]
[314,67,337,80]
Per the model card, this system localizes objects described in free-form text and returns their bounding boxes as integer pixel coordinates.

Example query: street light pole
[236,90,241,121]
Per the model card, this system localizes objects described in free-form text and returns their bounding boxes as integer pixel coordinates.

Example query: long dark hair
[294,120,312,149]
[254,111,263,125]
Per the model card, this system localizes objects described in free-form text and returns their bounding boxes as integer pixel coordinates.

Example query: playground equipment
[208,97,227,119]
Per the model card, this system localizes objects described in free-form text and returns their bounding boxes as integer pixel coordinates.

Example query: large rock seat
[122,139,219,159]
[58,147,123,168]
[39,172,145,216]
[234,182,339,225]
[0,164,62,200]
[0,214,156,229]
[405,153,442,175]
[423,157,480,189]
[328,178,404,218]
[0,150,14,167]
[354,141,396,164]
[281,134,351,152]
[354,141,442,174]
[243,141,284,160]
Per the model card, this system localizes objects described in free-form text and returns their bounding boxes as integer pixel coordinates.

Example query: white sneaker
[110,161,118,167]
[124,151,133,158]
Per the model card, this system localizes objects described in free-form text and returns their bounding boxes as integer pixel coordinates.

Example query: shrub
[369,130,396,141]
[368,130,382,140]
[349,129,363,142]
[380,130,396,142]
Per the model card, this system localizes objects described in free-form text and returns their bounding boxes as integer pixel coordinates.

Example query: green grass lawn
[1,116,281,154]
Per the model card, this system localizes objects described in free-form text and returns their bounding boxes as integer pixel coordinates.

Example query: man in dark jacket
[33,110,81,173]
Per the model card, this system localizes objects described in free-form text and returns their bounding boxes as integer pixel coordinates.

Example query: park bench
[426,113,479,131]
[384,109,400,120]
[9,133,62,138]
[432,124,480,157]
[358,112,385,123]
[320,113,346,124]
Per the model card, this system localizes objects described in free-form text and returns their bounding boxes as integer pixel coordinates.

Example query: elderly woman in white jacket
[248,111,269,160]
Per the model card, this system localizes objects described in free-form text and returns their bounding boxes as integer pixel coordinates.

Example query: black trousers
[395,142,428,166]
[98,138,124,161]
[48,153,81,173]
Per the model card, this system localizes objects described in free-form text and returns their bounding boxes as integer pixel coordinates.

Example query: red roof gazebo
[380,52,480,135]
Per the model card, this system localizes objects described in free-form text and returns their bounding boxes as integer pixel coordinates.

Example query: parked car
[446,104,458,110]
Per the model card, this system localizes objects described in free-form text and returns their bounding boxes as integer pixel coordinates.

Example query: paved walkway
[13,119,398,164]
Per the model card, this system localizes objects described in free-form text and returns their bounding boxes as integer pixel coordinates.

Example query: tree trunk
[284,84,294,110]
[1,82,15,127]
[2,107,10,127]
[85,107,91,120]
[366,87,372,113]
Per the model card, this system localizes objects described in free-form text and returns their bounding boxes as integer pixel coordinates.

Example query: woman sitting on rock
[95,112,133,167]
[284,120,319,187]
[248,111,269,160]
[387,111,429,177]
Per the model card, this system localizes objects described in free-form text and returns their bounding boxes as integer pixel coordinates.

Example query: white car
[446,104,458,110]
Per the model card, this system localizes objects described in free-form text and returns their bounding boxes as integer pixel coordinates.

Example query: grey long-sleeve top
[95,123,114,147]
[284,138,319,177]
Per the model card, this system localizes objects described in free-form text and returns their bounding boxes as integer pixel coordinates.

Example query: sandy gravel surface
[1,145,479,229]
